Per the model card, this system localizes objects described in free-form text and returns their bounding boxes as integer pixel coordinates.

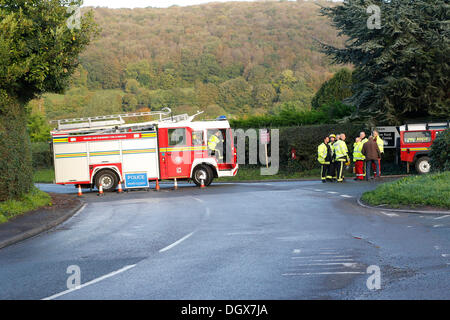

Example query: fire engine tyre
[192,165,213,186]
[94,169,119,192]
[415,157,431,174]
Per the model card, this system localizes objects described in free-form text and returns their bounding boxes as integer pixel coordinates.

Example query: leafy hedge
[31,142,53,169]
[230,102,355,129]
[279,123,368,171]
[430,128,450,172]
[0,93,34,201]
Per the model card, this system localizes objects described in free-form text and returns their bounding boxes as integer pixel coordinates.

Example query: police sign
[124,172,149,189]
[376,126,400,148]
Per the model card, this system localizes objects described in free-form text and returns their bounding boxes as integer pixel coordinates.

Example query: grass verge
[361,171,450,209]
[0,187,52,224]
[33,168,55,183]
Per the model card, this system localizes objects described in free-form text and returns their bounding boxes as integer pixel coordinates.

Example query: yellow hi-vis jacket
[208,134,220,150]
[376,136,384,154]
[334,140,349,161]
[317,143,330,164]
[353,141,365,161]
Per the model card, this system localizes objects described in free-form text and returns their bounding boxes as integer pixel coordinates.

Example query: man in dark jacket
[362,136,381,180]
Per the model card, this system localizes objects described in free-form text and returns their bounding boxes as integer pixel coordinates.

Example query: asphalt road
[1,180,450,300]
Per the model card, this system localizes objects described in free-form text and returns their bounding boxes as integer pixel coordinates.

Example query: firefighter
[372,130,384,177]
[353,137,365,181]
[208,130,223,160]
[328,134,337,182]
[318,136,331,183]
[333,133,349,182]
[360,131,368,144]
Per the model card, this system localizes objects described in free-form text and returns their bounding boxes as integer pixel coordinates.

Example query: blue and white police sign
[124,172,149,189]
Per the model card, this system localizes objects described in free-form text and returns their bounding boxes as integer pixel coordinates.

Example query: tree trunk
[0,92,33,201]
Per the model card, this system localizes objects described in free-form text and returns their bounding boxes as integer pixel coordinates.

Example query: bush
[31,142,53,169]
[430,128,450,172]
[0,93,34,201]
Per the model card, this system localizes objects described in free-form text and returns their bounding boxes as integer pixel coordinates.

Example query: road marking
[434,215,450,220]
[42,264,136,300]
[159,231,196,253]
[434,246,441,250]
[441,254,450,257]
[314,189,323,192]
[340,195,353,198]
[381,211,399,217]
[291,255,353,259]
[226,230,265,236]
[433,224,443,228]
[291,258,355,262]
[293,263,358,267]
[293,249,301,254]
[191,197,204,203]
[327,191,338,194]
[283,272,365,276]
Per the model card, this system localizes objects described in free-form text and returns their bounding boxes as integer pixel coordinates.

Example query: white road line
[283,272,365,276]
[159,231,196,253]
[433,224,443,228]
[434,215,450,220]
[291,255,353,259]
[381,211,399,217]
[314,189,323,192]
[191,197,204,203]
[293,263,358,267]
[327,191,338,194]
[42,264,136,300]
[340,195,353,198]
[293,249,301,254]
[319,252,346,255]
[291,258,355,262]
[441,254,450,257]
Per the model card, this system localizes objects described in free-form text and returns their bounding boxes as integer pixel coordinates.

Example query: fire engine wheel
[415,157,431,174]
[192,165,213,187]
[95,169,119,192]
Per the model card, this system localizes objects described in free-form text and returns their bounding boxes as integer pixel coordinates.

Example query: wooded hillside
[30,1,346,120]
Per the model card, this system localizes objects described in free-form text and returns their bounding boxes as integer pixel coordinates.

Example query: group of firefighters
[318,130,384,183]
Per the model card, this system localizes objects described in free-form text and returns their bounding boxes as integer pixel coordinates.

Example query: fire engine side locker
[53,136,90,184]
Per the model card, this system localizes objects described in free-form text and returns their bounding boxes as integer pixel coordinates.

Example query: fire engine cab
[50,108,238,191]
[399,121,449,174]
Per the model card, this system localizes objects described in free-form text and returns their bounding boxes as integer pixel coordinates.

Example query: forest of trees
[28,1,347,122]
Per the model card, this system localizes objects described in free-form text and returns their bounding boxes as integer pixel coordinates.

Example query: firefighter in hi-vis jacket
[208,130,223,160]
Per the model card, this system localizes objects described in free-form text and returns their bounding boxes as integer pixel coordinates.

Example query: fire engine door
[158,127,192,179]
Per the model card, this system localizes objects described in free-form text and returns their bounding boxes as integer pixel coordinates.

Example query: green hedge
[279,123,368,171]
[31,142,53,169]
[0,93,34,201]
[430,128,450,172]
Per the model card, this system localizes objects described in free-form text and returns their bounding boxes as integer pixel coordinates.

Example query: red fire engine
[399,122,449,174]
[50,108,238,191]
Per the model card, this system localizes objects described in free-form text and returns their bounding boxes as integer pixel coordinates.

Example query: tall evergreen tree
[319,0,449,124]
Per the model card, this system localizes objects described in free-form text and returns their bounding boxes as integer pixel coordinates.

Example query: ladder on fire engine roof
[50,108,205,134]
